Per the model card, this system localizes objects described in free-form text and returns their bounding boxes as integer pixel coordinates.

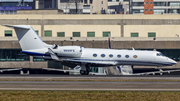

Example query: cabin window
[101,54,105,58]
[109,54,113,58]
[133,55,138,58]
[117,54,121,58]
[93,54,97,57]
[125,55,129,58]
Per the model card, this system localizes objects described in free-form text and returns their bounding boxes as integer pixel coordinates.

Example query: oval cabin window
[125,55,129,58]
[117,55,121,58]
[133,55,137,58]
[101,54,105,58]
[93,54,97,57]
[109,54,113,58]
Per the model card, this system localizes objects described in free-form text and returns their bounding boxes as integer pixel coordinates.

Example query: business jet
[2,25,177,75]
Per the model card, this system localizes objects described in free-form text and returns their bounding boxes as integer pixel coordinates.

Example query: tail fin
[2,25,47,51]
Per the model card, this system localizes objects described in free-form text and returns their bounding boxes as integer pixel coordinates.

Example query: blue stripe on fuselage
[22,51,46,56]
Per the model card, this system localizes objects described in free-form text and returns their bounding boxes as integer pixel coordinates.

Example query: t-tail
[2,25,50,51]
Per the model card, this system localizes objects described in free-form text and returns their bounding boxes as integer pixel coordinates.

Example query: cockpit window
[159,53,165,56]
[157,53,165,56]
[156,53,160,56]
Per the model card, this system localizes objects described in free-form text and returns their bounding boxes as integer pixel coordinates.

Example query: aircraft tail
[2,25,48,51]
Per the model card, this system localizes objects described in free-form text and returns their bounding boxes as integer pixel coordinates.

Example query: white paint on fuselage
[22,47,176,67]
[78,48,176,66]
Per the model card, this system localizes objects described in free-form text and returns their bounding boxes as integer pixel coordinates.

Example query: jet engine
[51,45,82,58]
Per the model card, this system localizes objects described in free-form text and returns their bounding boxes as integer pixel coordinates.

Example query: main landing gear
[80,64,90,75]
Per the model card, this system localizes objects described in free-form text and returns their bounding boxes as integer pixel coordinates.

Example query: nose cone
[169,58,177,65]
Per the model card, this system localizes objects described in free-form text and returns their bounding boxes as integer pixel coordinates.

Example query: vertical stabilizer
[2,25,47,51]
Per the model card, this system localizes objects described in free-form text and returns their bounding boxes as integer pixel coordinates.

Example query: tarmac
[0,75,180,91]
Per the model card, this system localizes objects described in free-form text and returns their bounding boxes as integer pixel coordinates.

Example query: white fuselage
[24,47,177,67]
[72,48,176,67]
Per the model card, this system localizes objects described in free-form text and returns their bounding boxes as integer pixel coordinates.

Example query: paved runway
[1,74,180,80]
[0,81,180,91]
[0,75,179,91]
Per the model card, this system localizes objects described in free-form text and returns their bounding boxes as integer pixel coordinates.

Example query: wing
[132,69,180,75]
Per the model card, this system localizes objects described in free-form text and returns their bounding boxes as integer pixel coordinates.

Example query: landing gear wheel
[84,71,89,75]
[80,70,85,75]
[80,70,89,75]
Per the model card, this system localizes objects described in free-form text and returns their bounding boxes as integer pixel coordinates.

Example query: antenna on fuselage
[132,47,135,50]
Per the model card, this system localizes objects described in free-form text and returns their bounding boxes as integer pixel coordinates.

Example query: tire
[80,70,85,75]
[85,71,89,75]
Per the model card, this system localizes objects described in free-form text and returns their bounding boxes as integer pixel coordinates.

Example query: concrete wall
[1,15,180,38]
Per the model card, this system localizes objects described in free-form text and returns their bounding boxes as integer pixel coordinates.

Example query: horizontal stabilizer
[1,25,30,30]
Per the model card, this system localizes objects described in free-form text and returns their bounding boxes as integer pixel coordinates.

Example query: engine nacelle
[51,46,82,58]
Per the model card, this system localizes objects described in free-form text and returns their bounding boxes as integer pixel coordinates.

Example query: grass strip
[0,91,180,101]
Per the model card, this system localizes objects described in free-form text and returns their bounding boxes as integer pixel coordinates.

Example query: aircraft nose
[169,58,177,65]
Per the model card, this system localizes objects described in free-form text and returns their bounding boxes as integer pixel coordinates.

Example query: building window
[5,30,12,37]
[57,32,65,37]
[73,32,81,37]
[93,54,97,57]
[87,32,95,37]
[90,0,93,4]
[44,31,52,37]
[101,54,105,58]
[0,49,29,61]
[145,9,148,11]
[33,57,46,61]
[102,1,103,4]
[145,2,148,4]
[35,31,38,35]
[84,0,87,3]
[149,2,153,4]
[125,55,129,58]
[131,33,138,37]
[117,54,121,58]
[148,32,156,37]
[103,32,111,37]
[90,67,98,73]
[109,54,113,58]
[149,9,153,11]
